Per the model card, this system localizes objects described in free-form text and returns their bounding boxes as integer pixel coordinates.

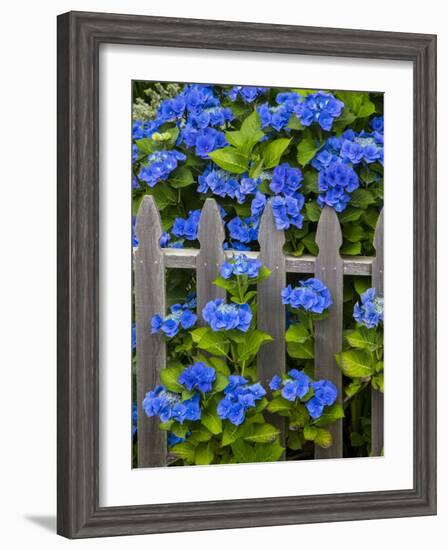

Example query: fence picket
[371,209,384,456]
[314,206,344,459]
[135,195,167,467]
[257,200,286,447]
[197,199,226,325]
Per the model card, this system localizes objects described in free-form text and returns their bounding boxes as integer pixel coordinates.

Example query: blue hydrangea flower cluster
[142,385,201,424]
[181,126,228,159]
[198,165,259,204]
[270,163,303,196]
[172,210,201,241]
[132,119,159,140]
[271,194,305,230]
[228,86,268,103]
[227,215,260,246]
[282,278,332,314]
[220,253,262,279]
[159,231,185,249]
[269,370,337,419]
[151,302,197,338]
[353,288,384,328]
[317,160,360,212]
[132,402,138,437]
[257,91,301,131]
[202,299,252,332]
[217,375,266,425]
[178,362,216,393]
[138,150,186,188]
[294,91,344,131]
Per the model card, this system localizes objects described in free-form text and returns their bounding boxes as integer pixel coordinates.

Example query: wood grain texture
[257,201,286,447]
[197,199,226,323]
[57,11,436,538]
[135,196,167,467]
[371,210,384,456]
[314,207,344,459]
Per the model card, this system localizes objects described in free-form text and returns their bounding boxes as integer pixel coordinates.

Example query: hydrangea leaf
[340,241,362,255]
[188,427,213,443]
[169,166,194,188]
[314,428,333,448]
[313,403,344,427]
[207,356,231,376]
[148,185,178,210]
[135,137,156,155]
[244,424,279,444]
[354,276,371,296]
[253,440,285,462]
[236,330,273,362]
[287,430,303,450]
[201,410,223,435]
[194,330,231,356]
[213,372,229,393]
[305,201,322,222]
[338,206,363,223]
[286,339,314,359]
[231,439,255,463]
[372,373,384,392]
[170,421,190,439]
[349,188,376,209]
[302,232,318,255]
[262,138,292,169]
[285,323,309,344]
[342,223,364,243]
[208,146,249,174]
[302,170,319,194]
[297,135,321,167]
[344,328,377,350]
[194,442,214,465]
[170,442,196,463]
[267,396,294,415]
[338,350,374,378]
[160,364,184,393]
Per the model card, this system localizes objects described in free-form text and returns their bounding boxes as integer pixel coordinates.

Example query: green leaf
[338,206,363,223]
[340,241,362,255]
[189,427,213,443]
[338,350,374,378]
[314,428,332,448]
[302,232,319,255]
[208,356,231,376]
[213,371,230,393]
[372,373,384,392]
[303,425,317,441]
[194,442,214,465]
[349,188,376,209]
[314,403,344,427]
[263,138,292,169]
[345,380,363,398]
[302,170,319,194]
[345,328,377,350]
[149,185,178,210]
[160,364,184,393]
[190,327,230,356]
[135,137,155,155]
[305,202,322,222]
[201,410,222,435]
[170,422,190,438]
[297,136,321,167]
[354,277,371,296]
[285,323,309,344]
[350,432,365,447]
[267,396,293,415]
[169,166,195,188]
[170,442,195,463]
[342,223,364,243]
[253,440,284,462]
[287,339,314,359]
[209,146,248,174]
[243,424,279,444]
[231,439,255,463]
[236,330,273,363]
[287,430,303,450]
[287,115,304,130]
[255,265,272,283]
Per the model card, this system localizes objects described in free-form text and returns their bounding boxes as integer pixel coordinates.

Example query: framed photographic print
[57,11,437,538]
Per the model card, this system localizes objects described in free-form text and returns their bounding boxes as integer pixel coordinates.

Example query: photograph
[131,81,384,468]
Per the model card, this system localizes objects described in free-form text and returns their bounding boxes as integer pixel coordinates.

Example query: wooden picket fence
[134,195,384,467]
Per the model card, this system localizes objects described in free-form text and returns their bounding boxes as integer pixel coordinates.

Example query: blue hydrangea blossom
[353,288,384,328]
[151,302,198,338]
[138,150,186,187]
[217,375,266,425]
[202,299,252,332]
[282,278,332,314]
[294,91,344,131]
[142,385,201,424]
[178,362,216,393]
[220,253,262,279]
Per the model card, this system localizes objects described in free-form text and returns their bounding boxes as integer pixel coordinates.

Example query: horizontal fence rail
[135,195,383,467]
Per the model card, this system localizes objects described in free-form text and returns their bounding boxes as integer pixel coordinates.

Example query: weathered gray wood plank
[314,207,344,459]
[135,196,167,467]
[161,247,373,276]
[371,209,384,456]
[197,199,226,324]
[257,200,286,448]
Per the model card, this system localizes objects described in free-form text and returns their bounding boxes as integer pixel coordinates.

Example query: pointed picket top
[136,194,164,246]
[258,199,286,248]
[315,205,343,252]
[134,193,167,467]
[372,209,384,294]
[257,199,286,452]
[197,198,226,324]
[314,205,343,459]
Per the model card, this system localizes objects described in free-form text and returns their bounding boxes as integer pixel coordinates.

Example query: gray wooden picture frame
[57,11,437,539]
